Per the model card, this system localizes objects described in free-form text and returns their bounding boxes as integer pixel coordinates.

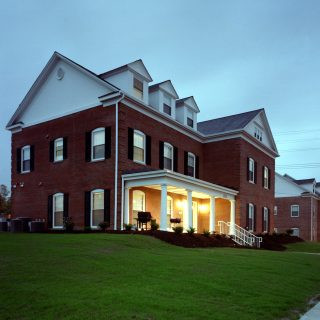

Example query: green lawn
[0,234,320,320]
[286,241,320,253]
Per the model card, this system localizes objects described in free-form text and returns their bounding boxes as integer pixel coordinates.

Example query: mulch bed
[257,233,304,251]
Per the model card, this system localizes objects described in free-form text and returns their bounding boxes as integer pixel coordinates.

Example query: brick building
[275,173,320,241]
[6,52,279,242]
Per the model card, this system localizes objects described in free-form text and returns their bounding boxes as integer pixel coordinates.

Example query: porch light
[199,204,208,213]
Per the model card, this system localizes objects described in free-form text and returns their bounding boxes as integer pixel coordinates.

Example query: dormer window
[187,109,194,128]
[163,94,172,116]
[254,127,263,142]
[133,78,143,100]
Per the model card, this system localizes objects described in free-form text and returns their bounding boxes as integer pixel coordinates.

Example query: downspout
[114,91,124,230]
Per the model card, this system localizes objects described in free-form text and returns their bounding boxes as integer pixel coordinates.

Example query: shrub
[286,229,293,235]
[187,227,195,235]
[98,221,108,232]
[63,217,74,232]
[203,229,210,237]
[84,226,91,232]
[150,219,159,231]
[124,223,133,231]
[172,226,183,234]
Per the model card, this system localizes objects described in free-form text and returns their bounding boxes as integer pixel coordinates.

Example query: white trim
[91,127,105,162]
[52,192,64,229]
[90,189,104,229]
[291,204,300,217]
[163,142,174,171]
[187,152,196,178]
[133,129,146,165]
[21,145,31,173]
[54,137,64,162]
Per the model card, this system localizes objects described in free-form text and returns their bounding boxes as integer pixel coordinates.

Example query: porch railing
[217,221,262,248]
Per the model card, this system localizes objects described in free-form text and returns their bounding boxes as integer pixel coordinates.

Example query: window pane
[163,104,171,115]
[187,117,194,127]
[164,157,172,170]
[54,211,63,227]
[187,166,194,177]
[188,154,195,167]
[164,144,172,158]
[93,145,105,159]
[55,139,63,161]
[133,191,145,211]
[93,130,105,146]
[23,147,30,160]
[92,209,104,226]
[23,160,30,172]
[55,195,64,212]
[134,147,144,162]
[93,192,104,210]
[134,132,144,148]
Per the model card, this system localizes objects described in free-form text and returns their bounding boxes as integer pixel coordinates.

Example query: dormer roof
[99,59,153,82]
[176,96,200,113]
[149,80,179,99]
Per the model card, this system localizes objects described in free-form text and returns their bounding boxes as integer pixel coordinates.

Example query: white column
[229,199,236,235]
[124,187,130,227]
[209,196,216,233]
[160,184,167,231]
[187,189,193,229]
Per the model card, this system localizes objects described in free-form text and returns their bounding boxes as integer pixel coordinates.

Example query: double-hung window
[92,128,105,161]
[263,166,269,189]
[21,145,31,173]
[248,158,255,183]
[53,193,64,229]
[263,207,269,232]
[274,206,278,216]
[248,203,254,232]
[54,138,64,162]
[133,78,143,100]
[291,205,299,217]
[133,130,145,164]
[91,189,104,228]
[163,143,173,170]
[163,94,172,116]
[187,152,196,177]
[187,109,194,128]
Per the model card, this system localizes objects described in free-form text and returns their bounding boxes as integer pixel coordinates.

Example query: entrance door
[192,201,198,231]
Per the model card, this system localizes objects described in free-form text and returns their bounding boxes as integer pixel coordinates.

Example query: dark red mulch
[257,233,304,251]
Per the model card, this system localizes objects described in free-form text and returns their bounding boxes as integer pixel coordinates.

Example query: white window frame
[291,227,299,237]
[248,158,255,183]
[91,128,105,162]
[163,142,174,171]
[187,152,196,178]
[132,190,146,212]
[263,166,269,189]
[274,206,278,216]
[53,193,64,229]
[133,130,146,165]
[263,207,269,233]
[54,138,64,162]
[21,145,31,174]
[248,203,254,232]
[291,204,300,217]
[90,189,104,229]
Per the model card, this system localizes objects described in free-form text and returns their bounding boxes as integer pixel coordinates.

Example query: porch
[121,170,238,233]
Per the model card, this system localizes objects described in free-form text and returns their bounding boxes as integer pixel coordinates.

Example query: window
[133,130,145,164]
[163,94,172,116]
[291,228,299,237]
[133,78,143,99]
[54,138,64,162]
[163,143,173,170]
[248,158,255,183]
[263,166,269,189]
[274,206,278,215]
[91,189,104,228]
[133,190,145,212]
[92,128,105,161]
[254,127,263,142]
[274,227,278,233]
[291,205,299,217]
[248,203,254,232]
[187,109,194,128]
[21,145,31,173]
[53,193,64,229]
[263,207,269,233]
[187,152,195,177]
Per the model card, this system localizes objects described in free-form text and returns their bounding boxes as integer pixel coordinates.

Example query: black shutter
[63,137,68,160]
[47,194,53,229]
[85,131,92,162]
[247,158,250,181]
[184,151,188,175]
[105,126,111,159]
[246,203,249,229]
[104,189,111,226]
[30,145,35,172]
[63,193,69,219]
[262,207,265,232]
[159,141,164,169]
[84,191,91,228]
[262,166,265,187]
[49,141,54,162]
[128,128,133,160]
[16,148,21,173]
[195,155,199,179]
[254,161,257,184]
[173,146,178,172]
[268,167,271,190]
[146,135,151,165]
[254,205,257,232]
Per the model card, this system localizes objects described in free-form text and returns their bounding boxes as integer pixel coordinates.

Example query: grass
[0,233,320,320]
[286,241,320,253]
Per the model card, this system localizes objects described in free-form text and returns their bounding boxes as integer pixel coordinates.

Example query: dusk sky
[1,0,320,188]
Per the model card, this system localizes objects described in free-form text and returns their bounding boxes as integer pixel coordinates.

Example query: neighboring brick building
[6,52,279,242]
[275,173,320,241]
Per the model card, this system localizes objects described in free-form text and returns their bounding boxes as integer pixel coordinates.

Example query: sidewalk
[300,302,320,320]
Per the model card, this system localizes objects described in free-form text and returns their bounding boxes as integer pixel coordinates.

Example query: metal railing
[218,221,263,248]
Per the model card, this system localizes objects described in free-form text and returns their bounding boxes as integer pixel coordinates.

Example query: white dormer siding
[175,97,199,130]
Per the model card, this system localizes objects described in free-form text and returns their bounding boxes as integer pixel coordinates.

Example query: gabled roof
[295,178,316,185]
[149,80,179,99]
[6,51,119,129]
[99,59,153,82]
[197,109,263,135]
[176,96,200,113]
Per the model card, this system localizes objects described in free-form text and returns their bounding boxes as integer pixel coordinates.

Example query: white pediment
[128,60,152,82]
[159,80,179,99]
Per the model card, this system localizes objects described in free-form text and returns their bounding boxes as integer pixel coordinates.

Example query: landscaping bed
[258,233,304,251]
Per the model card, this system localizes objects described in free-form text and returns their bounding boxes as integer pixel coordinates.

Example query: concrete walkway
[300,302,320,320]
